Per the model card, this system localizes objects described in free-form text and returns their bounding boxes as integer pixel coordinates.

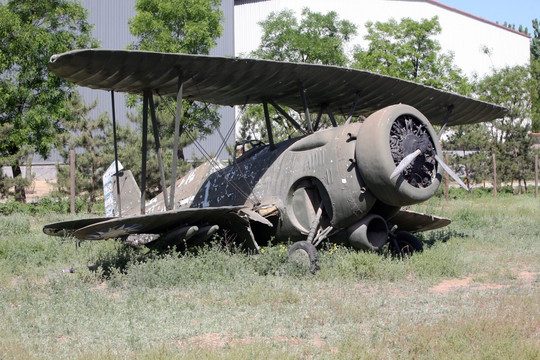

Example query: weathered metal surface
[189,123,376,241]
[111,170,141,215]
[43,51,503,251]
[43,217,115,237]
[72,206,244,240]
[388,209,451,233]
[143,161,224,214]
[49,49,506,126]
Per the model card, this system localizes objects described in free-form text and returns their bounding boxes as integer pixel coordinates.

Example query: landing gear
[390,231,423,257]
[288,241,319,274]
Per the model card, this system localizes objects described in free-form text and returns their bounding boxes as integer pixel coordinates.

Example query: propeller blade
[390,149,422,179]
[434,154,468,190]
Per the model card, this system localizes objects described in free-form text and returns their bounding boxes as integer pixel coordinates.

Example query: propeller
[390,148,468,191]
[433,153,468,190]
[389,149,422,180]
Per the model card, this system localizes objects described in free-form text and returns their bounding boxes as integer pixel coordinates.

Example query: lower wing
[43,206,245,240]
[389,209,451,233]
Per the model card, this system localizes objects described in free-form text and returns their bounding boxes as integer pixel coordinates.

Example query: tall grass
[0,194,538,359]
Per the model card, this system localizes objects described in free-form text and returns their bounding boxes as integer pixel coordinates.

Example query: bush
[0,197,96,216]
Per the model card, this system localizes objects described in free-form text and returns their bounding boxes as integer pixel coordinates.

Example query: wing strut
[345,92,362,125]
[326,106,338,127]
[299,84,313,133]
[110,90,122,217]
[141,93,149,214]
[147,91,170,210]
[169,74,183,210]
[438,105,454,137]
[313,106,324,131]
[262,101,276,150]
[268,100,307,135]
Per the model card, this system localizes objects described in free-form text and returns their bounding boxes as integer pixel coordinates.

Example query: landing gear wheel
[288,241,319,274]
[392,231,423,257]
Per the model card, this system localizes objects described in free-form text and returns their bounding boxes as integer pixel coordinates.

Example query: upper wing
[388,209,451,233]
[70,206,245,240]
[49,49,505,126]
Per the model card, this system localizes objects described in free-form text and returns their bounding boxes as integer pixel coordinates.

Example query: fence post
[535,154,538,199]
[70,149,75,214]
[492,153,497,199]
[445,153,449,201]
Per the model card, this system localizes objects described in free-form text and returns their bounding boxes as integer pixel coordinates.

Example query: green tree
[240,8,356,144]
[55,93,114,212]
[128,0,223,54]
[475,66,536,191]
[353,17,470,94]
[54,93,142,212]
[127,0,223,196]
[444,124,492,188]
[252,8,356,66]
[0,0,97,202]
[530,19,540,132]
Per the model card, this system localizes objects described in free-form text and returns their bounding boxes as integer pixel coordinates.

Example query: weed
[0,195,538,359]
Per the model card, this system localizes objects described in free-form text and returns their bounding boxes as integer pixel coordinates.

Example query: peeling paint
[202,182,211,208]
[179,196,194,207]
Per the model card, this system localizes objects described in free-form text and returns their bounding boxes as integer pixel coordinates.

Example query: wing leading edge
[49,49,505,126]
[44,206,245,241]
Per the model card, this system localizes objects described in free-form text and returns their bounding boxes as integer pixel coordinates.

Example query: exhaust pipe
[346,214,388,251]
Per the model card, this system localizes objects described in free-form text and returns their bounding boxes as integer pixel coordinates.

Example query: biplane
[43,49,505,271]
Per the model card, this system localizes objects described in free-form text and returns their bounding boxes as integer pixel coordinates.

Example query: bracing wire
[156,92,260,205]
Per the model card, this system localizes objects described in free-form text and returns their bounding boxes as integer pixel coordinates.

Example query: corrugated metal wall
[185,0,236,160]
[39,0,236,165]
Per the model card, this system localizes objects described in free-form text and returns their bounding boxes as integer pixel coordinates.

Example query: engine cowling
[355,104,443,207]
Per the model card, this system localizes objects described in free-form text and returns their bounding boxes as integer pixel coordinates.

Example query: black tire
[393,231,423,257]
[288,241,319,274]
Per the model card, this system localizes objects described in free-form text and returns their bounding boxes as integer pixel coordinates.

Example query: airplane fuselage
[189,122,381,244]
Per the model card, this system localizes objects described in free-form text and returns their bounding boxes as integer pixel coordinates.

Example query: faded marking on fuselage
[202,181,211,208]
[308,149,324,170]
[178,195,194,207]
[182,170,196,185]
[326,168,334,185]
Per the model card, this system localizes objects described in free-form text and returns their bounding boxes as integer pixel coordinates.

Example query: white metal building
[234,0,531,77]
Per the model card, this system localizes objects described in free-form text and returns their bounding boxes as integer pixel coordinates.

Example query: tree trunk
[12,165,27,203]
[462,149,470,191]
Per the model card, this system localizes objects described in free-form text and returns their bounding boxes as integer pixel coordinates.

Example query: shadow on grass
[417,229,468,248]
[87,244,148,279]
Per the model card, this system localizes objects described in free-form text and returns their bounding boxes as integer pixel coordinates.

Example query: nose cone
[356,104,442,206]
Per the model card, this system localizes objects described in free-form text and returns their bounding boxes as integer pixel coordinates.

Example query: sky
[440,0,539,33]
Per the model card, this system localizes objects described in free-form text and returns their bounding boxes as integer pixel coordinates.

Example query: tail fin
[103,161,140,217]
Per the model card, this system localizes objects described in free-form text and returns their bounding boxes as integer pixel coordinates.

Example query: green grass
[0,194,539,359]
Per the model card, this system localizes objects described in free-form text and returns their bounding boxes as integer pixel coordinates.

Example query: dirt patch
[430,270,539,294]
[26,179,56,201]
[518,271,537,282]
[429,276,507,293]
[180,333,328,350]
[430,277,474,293]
